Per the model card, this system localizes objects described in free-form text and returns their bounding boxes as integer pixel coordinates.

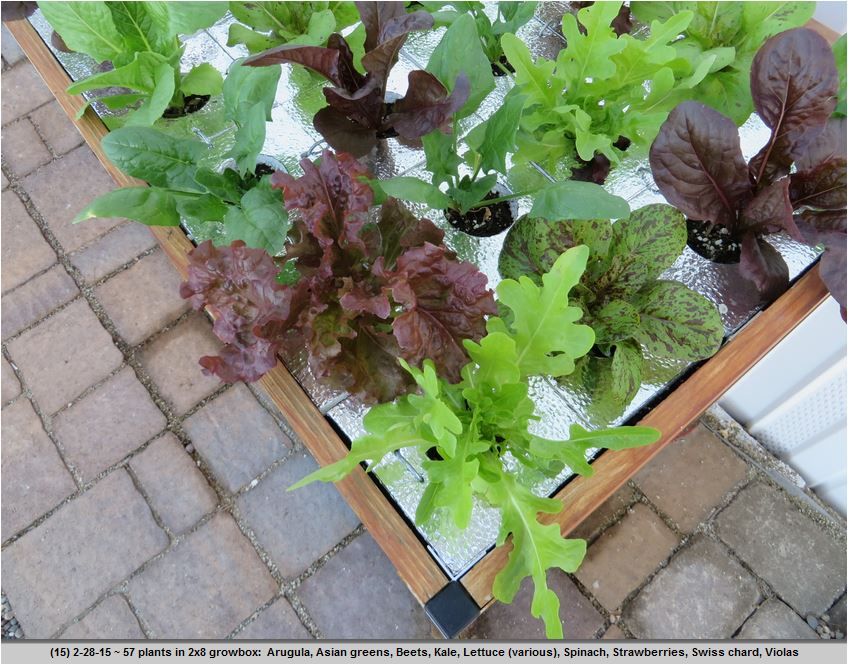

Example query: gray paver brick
[571,484,635,542]
[29,101,85,156]
[1,399,76,541]
[69,222,157,284]
[1,470,168,637]
[2,118,52,176]
[2,170,8,190]
[53,366,167,481]
[184,385,291,493]
[1,189,55,293]
[1,62,53,122]
[624,536,762,639]
[1,25,26,67]
[828,595,846,634]
[2,357,21,403]
[2,264,78,339]
[234,599,311,640]
[6,299,123,414]
[603,625,626,640]
[139,314,222,415]
[576,503,680,611]
[23,146,123,252]
[298,533,431,639]
[465,572,604,639]
[736,599,818,640]
[634,424,748,532]
[59,596,145,640]
[237,452,359,578]
[96,250,189,346]
[130,433,218,534]
[128,512,277,639]
[715,482,846,616]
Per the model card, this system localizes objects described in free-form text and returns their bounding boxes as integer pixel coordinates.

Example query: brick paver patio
[1,35,846,642]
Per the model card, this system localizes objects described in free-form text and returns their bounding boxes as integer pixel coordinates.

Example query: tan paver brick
[53,367,166,481]
[59,596,145,640]
[237,452,358,578]
[715,482,846,616]
[96,251,189,346]
[1,470,168,637]
[6,299,123,414]
[29,101,85,156]
[603,625,626,640]
[139,314,222,415]
[298,533,432,639]
[1,62,53,122]
[2,118,52,176]
[1,399,76,540]
[128,513,277,639]
[130,433,218,534]
[184,385,291,493]
[736,599,817,640]
[571,484,635,542]
[576,503,679,611]
[234,599,311,640]
[2,264,78,339]
[23,146,123,252]
[1,25,26,68]
[69,222,157,284]
[1,189,55,292]
[2,357,21,403]
[634,424,748,532]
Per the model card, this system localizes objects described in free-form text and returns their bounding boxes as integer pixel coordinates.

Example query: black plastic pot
[444,185,518,237]
[163,94,211,118]
[686,219,742,264]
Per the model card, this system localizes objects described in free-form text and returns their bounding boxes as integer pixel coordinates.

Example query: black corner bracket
[425,581,481,639]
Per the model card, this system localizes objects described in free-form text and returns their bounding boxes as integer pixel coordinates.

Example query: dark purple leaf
[738,232,789,301]
[51,30,72,53]
[790,117,847,211]
[313,106,379,157]
[649,101,750,228]
[820,242,847,319]
[741,178,801,240]
[795,208,846,317]
[327,33,366,92]
[356,2,432,51]
[749,28,839,185]
[387,71,470,139]
[323,75,384,129]
[377,197,445,267]
[244,44,343,86]
[359,9,433,89]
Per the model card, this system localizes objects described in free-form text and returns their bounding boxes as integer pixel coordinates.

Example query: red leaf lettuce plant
[650,28,844,305]
[180,150,496,402]
[244,1,470,157]
[291,245,661,638]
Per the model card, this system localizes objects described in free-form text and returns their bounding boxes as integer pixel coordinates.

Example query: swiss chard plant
[291,245,661,638]
[39,1,229,124]
[244,1,470,157]
[650,28,842,303]
[180,150,497,402]
[630,1,815,125]
[227,1,360,54]
[502,1,717,181]
[500,205,724,418]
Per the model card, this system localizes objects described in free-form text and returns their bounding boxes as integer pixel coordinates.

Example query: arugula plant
[244,1,470,157]
[501,2,716,181]
[650,28,842,303]
[500,205,724,416]
[373,15,631,234]
[630,1,815,125]
[292,246,661,638]
[181,150,497,400]
[39,1,228,124]
[227,1,360,54]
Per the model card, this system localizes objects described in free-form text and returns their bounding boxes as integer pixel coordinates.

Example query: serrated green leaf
[102,127,205,190]
[501,33,557,107]
[73,186,179,226]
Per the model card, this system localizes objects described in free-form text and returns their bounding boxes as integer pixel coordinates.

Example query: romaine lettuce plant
[292,245,661,638]
[39,1,228,124]
[244,1,470,157]
[227,1,360,54]
[502,2,716,181]
[500,204,724,417]
[630,1,815,125]
[650,28,842,303]
[180,150,497,402]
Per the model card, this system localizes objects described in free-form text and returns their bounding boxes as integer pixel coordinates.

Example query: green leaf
[465,89,527,175]
[739,1,815,49]
[592,299,641,345]
[426,12,495,119]
[501,33,557,107]
[107,1,172,55]
[288,9,336,46]
[223,58,281,121]
[489,246,595,378]
[834,35,847,117]
[175,194,228,223]
[227,22,279,53]
[529,181,630,221]
[376,177,453,210]
[560,3,628,95]
[181,63,224,96]
[422,131,462,185]
[226,103,267,177]
[161,1,228,35]
[73,187,179,226]
[195,168,245,203]
[449,173,498,214]
[223,182,289,255]
[38,1,124,63]
[101,127,205,190]
[687,2,742,48]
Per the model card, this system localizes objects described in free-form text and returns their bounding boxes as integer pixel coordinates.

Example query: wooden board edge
[6,17,449,604]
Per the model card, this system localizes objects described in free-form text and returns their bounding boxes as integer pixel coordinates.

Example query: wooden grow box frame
[6,14,838,637]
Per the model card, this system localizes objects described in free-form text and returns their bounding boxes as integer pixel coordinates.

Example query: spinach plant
[227,1,360,54]
[181,150,497,401]
[502,2,716,181]
[39,1,228,124]
[631,1,815,124]
[244,1,470,157]
[500,205,724,417]
[292,245,661,638]
[650,28,842,304]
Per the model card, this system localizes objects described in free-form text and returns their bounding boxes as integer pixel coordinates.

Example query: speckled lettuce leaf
[610,340,643,403]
